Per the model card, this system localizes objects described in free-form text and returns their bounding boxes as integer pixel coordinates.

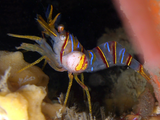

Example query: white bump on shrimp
[62,51,88,73]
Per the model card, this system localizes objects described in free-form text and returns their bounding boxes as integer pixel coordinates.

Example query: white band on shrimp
[62,51,88,73]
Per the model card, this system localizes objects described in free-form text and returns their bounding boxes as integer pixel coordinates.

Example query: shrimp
[8,5,150,119]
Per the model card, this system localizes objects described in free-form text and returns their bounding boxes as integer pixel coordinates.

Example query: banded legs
[64,73,92,120]
[18,56,47,73]
[63,72,73,106]
[74,74,92,119]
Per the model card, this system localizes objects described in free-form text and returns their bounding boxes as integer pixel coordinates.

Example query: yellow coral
[0,51,49,91]
[0,84,47,120]
[0,92,28,120]
[0,51,66,120]
[18,84,46,120]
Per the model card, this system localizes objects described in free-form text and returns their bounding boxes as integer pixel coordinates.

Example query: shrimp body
[83,41,150,81]
[47,27,87,73]
[8,5,150,119]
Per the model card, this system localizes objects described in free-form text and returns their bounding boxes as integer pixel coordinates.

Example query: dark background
[0,0,121,50]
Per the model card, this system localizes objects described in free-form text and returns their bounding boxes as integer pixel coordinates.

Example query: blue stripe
[121,49,125,63]
[89,51,94,65]
[91,67,93,71]
[77,42,80,48]
[105,42,110,52]
[119,48,123,56]
[70,34,74,52]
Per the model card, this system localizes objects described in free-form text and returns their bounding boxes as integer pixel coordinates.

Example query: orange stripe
[126,54,132,66]
[113,41,117,64]
[96,46,109,68]
[60,32,69,63]
[75,54,88,71]
[139,65,150,81]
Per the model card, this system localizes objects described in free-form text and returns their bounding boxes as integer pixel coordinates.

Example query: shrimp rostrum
[8,5,150,119]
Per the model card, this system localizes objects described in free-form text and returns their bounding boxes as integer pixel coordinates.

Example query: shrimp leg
[74,74,92,119]
[8,34,65,72]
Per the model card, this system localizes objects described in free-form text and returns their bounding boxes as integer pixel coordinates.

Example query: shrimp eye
[58,25,64,33]
[59,34,66,41]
